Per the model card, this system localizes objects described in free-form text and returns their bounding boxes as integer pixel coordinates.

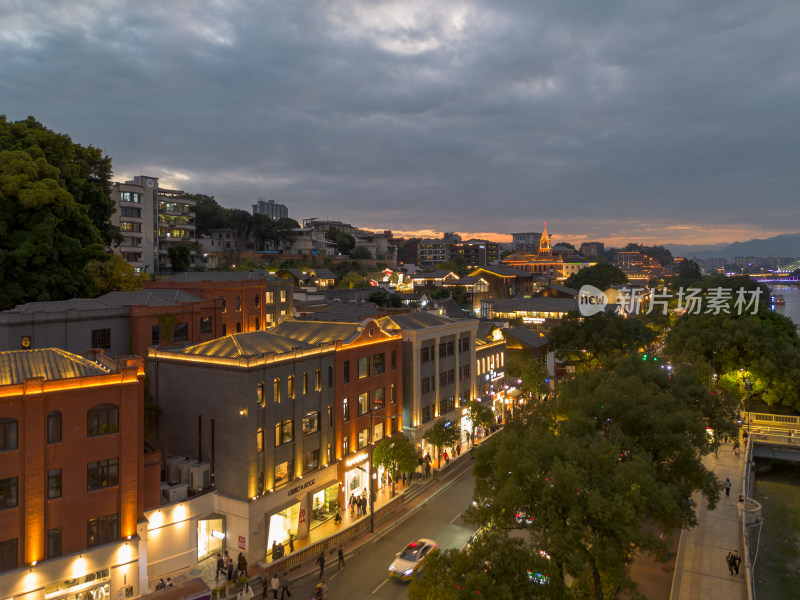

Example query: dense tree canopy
[372,436,419,496]
[167,243,192,272]
[565,263,628,291]
[84,254,145,296]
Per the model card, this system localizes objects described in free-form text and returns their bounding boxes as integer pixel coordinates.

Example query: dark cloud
[2,0,798,244]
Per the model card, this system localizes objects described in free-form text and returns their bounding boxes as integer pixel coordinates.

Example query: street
[290,466,477,599]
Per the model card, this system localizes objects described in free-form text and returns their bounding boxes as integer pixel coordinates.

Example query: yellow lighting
[71,555,88,579]
[174,503,187,521]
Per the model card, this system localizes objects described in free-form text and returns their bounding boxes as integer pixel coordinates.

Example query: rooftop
[0,348,110,386]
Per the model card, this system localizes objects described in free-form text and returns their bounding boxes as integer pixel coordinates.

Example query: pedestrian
[724,477,732,497]
[726,552,735,576]
[269,574,280,599]
[731,550,741,575]
[288,532,294,553]
[215,553,224,581]
[155,578,166,590]
[223,550,230,570]
[456,444,461,457]
[425,462,432,477]
[337,545,345,570]
[315,551,326,579]
[238,553,248,578]
[227,561,234,581]
[734,445,740,458]
[166,578,174,588]
[279,572,292,599]
[238,582,254,600]
[744,437,748,448]
[361,495,367,515]
[737,494,745,518]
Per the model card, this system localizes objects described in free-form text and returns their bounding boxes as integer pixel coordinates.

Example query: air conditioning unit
[164,483,188,503]
[189,462,211,492]
[178,458,198,485]
[165,456,185,485]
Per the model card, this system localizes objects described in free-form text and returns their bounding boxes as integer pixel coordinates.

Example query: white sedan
[388,538,438,581]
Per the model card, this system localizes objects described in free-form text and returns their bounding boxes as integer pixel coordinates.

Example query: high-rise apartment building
[253,199,289,220]
[109,176,196,275]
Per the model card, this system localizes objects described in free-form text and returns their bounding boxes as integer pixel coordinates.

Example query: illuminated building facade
[0,349,159,599]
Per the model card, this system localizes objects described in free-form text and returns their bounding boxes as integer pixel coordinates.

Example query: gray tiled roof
[379,312,453,330]
[487,297,578,313]
[412,270,457,280]
[98,290,204,307]
[539,284,579,296]
[471,266,533,278]
[182,331,316,358]
[299,303,380,323]
[163,271,278,282]
[309,269,336,279]
[6,298,112,313]
[504,327,550,349]
[0,348,109,386]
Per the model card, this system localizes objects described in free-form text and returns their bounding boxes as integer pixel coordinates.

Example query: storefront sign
[287,478,316,496]
[345,452,368,467]
[299,508,306,524]
[238,536,246,550]
[45,569,111,600]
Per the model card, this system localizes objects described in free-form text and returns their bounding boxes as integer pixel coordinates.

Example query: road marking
[449,512,463,524]
[371,578,389,594]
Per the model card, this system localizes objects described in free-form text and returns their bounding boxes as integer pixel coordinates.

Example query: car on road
[388,538,438,580]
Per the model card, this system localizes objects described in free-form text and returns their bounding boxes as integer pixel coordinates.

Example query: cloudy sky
[3,0,798,247]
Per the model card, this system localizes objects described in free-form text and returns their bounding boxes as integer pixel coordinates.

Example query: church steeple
[539,221,551,255]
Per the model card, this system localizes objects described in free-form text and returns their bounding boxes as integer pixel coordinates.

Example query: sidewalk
[670,443,746,600]
[147,430,491,594]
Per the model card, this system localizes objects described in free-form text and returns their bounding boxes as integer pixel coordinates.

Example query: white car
[388,538,438,580]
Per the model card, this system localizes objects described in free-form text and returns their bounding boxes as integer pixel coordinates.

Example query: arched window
[236,296,241,311]
[273,378,281,403]
[302,372,308,395]
[288,375,296,399]
[87,404,118,437]
[257,382,266,407]
[256,427,264,453]
[48,411,62,444]
[0,418,18,451]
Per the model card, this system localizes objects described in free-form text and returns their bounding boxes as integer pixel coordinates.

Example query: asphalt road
[290,466,477,599]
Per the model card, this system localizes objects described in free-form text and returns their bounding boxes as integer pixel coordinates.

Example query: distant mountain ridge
[666,233,800,260]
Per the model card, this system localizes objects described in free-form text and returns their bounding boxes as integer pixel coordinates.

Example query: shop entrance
[310,482,340,529]
[266,502,299,558]
[197,516,225,560]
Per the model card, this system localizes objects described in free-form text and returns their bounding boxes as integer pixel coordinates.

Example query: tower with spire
[538,221,552,256]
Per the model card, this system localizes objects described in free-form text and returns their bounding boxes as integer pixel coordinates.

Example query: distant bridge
[746,412,800,461]
[749,275,800,283]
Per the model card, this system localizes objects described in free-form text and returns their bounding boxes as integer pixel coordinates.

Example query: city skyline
[3,1,798,246]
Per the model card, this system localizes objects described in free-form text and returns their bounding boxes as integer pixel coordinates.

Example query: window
[439,342,447,359]
[461,337,470,352]
[255,318,260,330]
[421,378,431,394]
[303,372,308,395]
[302,412,320,435]
[275,420,293,446]
[120,191,141,203]
[328,366,334,387]
[0,538,17,573]
[315,369,322,391]
[280,290,287,302]
[358,392,370,416]
[373,387,385,410]
[461,364,471,380]
[343,361,350,383]
[236,296,241,311]
[326,443,333,464]
[120,221,141,232]
[342,398,350,422]
[222,299,227,313]
[273,378,281,403]
[274,460,292,489]
[48,411,62,443]
[391,350,396,370]
[48,469,62,499]
[173,323,189,343]
[120,206,141,218]
[358,357,369,379]
[421,346,431,363]
[342,436,349,456]
[48,528,62,559]
[200,317,212,334]
[439,396,455,415]
[257,427,264,453]
[391,384,396,404]
[421,406,432,424]
[87,513,119,547]
[266,291,274,304]
[236,322,242,333]
[448,370,455,385]
[87,404,118,437]
[357,428,370,450]
[440,372,447,387]
[447,341,455,356]
[328,405,333,427]
[373,422,385,443]
[0,477,18,509]
[302,449,320,474]
[255,294,260,308]
[372,353,385,375]
[257,382,266,407]
[87,458,119,491]
[288,375,296,399]
[91,328,111,349]
[152,325,160,345]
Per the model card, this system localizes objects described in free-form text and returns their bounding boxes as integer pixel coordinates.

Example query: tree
[678,259,702,279]
[506,352,550,403]
[423,418,461,464]
[564,263,628,291]
[339,271,368,289]
[167,243,192,272]
[84,254,145,296]
[326,228,356,255]
[462,400,495,445]
[187,193,227,235]
[467,358,720,599]
[350,246,372,260]
[372,436,419,496]
[0,148,107,310]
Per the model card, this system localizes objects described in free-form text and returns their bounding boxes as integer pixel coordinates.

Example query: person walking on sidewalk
[738,494,745,518]
[337,545,345,570]
[215,553,224,581]
[279,572,291,599]
[726,552,735,576]
[731,550,741,576]
[269,574,279,599]
[724,477,732,497]
[316,551,326,579]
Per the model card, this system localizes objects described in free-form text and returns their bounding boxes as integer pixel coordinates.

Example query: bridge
[746,412,800,461]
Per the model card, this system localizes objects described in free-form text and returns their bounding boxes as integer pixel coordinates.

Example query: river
[768,284,800,327]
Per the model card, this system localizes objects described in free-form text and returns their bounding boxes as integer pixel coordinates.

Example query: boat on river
[772,294,786,306]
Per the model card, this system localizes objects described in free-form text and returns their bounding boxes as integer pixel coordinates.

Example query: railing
[748,412,800,426]
[741,437,755,600]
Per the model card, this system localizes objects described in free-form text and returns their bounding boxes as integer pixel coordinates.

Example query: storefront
[45,568,114,600]
[196,514,226,561]
[310,482,341,527]
[266,502,300,551]
[343,451,369,506]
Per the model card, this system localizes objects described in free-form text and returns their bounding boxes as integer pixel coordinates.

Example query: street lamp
[368,411,403,533]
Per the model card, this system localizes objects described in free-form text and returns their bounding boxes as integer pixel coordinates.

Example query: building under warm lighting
[0,348,160,599]
[146,318,401,567]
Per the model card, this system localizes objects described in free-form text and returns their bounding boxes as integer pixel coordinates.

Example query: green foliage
[350,246,372,259]
[167,243,193,272]
[430,286,469,305]
[84,254,145,296]
[373,436,418,494]
[506,351,550,401]
[339,271,368,289]
[463,400,495,442]
[623,243,674,266]
[678,259,702,279]
[424,418,461,461]
[367,289,403,308]
[325,228,356,254]
[564,263,628,291]
[467,357,719,599]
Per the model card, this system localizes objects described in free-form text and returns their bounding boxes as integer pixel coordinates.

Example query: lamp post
[368,412,402,533]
